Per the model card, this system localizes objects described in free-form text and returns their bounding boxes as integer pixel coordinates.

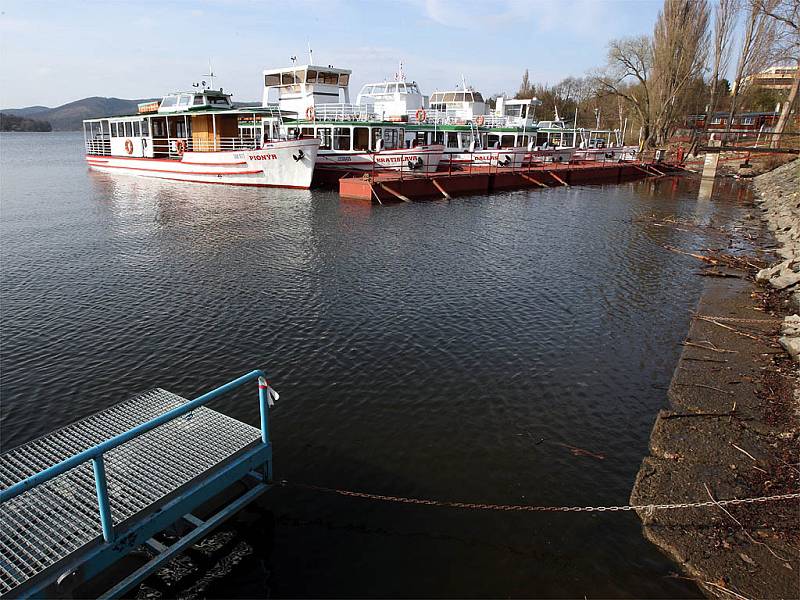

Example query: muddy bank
[631,161,800,599]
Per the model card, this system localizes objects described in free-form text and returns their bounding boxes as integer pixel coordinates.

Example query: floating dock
[338,160,684,202]
[0,370,275,599]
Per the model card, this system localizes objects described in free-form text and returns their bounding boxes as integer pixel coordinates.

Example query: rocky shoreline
[631,159,800,599]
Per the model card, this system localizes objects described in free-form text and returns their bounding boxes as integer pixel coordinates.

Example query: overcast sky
[0,0,664,108]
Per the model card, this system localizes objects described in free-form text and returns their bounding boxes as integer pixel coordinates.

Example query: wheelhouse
[263,64,351,116]
[355,81,427,121]
[429,89,486,119]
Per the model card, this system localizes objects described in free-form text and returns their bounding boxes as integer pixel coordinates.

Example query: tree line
[0,113,53,132]
[512,0,799,148]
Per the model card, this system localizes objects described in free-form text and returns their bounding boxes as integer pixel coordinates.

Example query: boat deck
[338,160,682,202]
[0,375,271,599]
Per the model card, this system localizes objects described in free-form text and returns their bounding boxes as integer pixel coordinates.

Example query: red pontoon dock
[336,160,684,203]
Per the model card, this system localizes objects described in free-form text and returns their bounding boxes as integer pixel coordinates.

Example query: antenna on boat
[203,60,216,90]
[290,56,297,66]
[307,43,314,64]
[398,60,405,81]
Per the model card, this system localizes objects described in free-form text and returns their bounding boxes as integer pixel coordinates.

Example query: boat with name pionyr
[83,87,319,188]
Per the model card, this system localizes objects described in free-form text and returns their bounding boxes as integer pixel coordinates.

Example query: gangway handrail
[0,369,272,543]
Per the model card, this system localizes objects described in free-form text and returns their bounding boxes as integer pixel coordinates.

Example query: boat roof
[263,64,351,76]
[83,105,289,123]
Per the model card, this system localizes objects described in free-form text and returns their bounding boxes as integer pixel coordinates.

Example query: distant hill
[0,113,52,132]
[1,97,157,131]
[2,97,262,131]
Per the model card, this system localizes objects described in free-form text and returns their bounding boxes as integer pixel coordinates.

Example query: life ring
[475,115,485,126]
[176,140,186,155]
[124,139,133,155]
[415,108,426,122]
[306,106,315,120]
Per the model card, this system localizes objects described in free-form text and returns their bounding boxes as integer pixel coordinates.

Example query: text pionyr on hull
[83,87,320,189]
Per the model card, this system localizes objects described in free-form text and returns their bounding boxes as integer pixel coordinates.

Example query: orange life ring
[176,140,186,155]
[124,139,133,154]
[306,106,315,120]
[416,108,426,122]
[475,115,485,126]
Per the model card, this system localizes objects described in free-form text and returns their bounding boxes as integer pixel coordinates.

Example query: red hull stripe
[88,162,262,176]
[88,169,309,189]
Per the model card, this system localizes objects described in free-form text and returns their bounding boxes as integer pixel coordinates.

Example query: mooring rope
[278,481,800,514]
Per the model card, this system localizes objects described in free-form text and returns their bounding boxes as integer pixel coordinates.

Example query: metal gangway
[0,370,277,598]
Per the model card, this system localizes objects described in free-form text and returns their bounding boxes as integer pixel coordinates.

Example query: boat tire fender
[124,139,134,155]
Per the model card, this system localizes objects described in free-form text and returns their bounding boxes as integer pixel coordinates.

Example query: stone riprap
[754,159,800,359]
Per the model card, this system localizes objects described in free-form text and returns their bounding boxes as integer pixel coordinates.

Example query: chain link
[279,481,800,513]
[693,314,784,324]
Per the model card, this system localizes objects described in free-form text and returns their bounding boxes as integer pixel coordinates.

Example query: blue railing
[0,369,272,543]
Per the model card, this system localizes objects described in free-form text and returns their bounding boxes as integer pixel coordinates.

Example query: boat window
[399,83,407,93]
[473,92,484,103]
[501,135,515,147]
[371,127,382,150]
[178,95,191,107]
[430,93,442,103]
[193,95,205,106]
[317,127,332,150]
[487,134,500,147]
[265,73,281,87]
[433,131,445,145]
[307,69,318,83]
[459,132,473,146]
[333,127,351,151]
[209,97,229,105]
[281,72,294,85]
[413,131,427,146]
[519,135,528,146]
[319,72,338,85]
[446,132,459,148]
[339,74,349,86]
[125,122,133,137]
[133,121,141,137]
[160,96,177,109]
[388,83,397,93]
[301,128,314,137]
[110,123,117,137]
[353,127,369,151]
[444,93,456,102]
[383,128,399,149]
[141,119,149,137]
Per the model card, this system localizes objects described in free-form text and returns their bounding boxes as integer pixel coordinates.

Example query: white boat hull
[525,148,576,164]
[86,139,320,188]
[315,145,445,174]
[443,149,526,168]
[573,146,639,162]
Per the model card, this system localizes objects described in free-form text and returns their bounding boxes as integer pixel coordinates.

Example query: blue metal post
[257,377,270,445]
[92,455,115,543]
[257,377,273,481]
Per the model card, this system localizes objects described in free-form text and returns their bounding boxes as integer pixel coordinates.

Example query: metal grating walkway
[0,388,261,596]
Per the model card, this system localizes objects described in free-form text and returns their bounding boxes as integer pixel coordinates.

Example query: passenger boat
[83,88,319,188]
[262,64,444,179]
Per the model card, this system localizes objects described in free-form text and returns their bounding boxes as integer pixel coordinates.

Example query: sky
[0,0,665,109]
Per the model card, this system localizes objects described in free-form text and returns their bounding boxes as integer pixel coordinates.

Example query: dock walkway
[0,371,274,598]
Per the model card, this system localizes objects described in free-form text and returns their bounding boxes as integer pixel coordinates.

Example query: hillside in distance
[1,97,159,131]
[3,96,261,131]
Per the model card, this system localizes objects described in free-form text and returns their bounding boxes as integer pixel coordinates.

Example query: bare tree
[651,0,710,145]
[728,0,781,130]
[708,0,740,125]
[593,35,654,147]
[753,0,800,145]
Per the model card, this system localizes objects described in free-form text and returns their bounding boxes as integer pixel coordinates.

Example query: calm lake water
[0,132,752,597]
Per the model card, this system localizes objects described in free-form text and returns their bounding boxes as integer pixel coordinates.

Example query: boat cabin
[283,122,405,152]
[493,97,542,127]
[263,64,351,116]
[355,81,427,121]
[84,91,285,159]
[428,88,487,120]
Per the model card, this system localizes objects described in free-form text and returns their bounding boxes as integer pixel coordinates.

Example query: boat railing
[310,103,378,122]
[0,370,273,544]
[85,138,111,155]
[406,110,510,128]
